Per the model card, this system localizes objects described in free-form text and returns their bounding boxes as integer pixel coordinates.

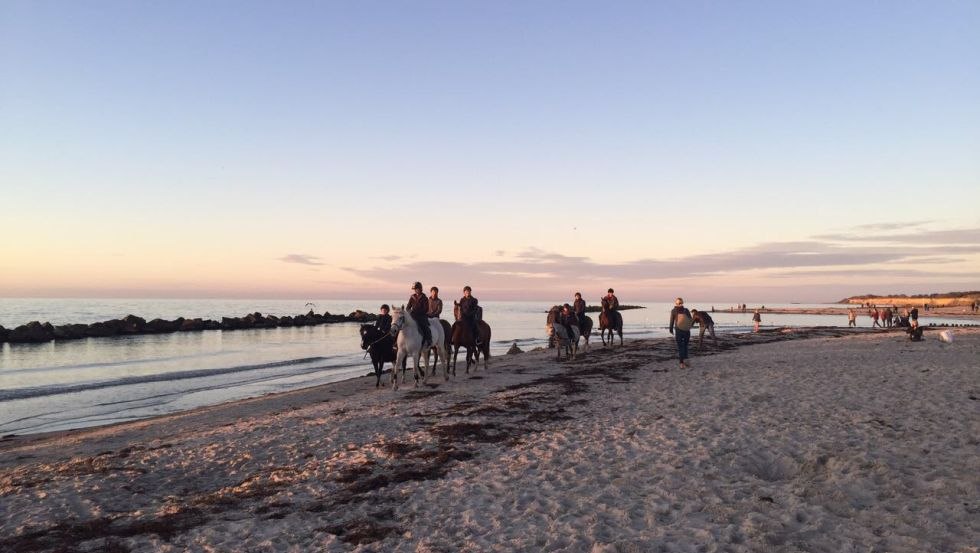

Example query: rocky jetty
[0,310,379,345]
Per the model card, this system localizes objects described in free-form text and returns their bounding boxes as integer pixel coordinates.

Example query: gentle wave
[0,356,332,402]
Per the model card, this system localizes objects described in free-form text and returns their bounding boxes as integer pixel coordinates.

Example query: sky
[1,1,978,302]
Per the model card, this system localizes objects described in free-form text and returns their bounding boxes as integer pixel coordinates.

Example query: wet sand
[1,327,978,552]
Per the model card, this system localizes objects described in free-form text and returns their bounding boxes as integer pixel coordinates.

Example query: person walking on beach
[407,282,432,346]
[871,308,881,328]
[752,309,762,332]
[573,292,586,326]
[669,298,693,368]
[847,308,857,328]
[882,307,893,328]
[375,304,392,334]
[689,309,717,349]
[458,286,483,346]
[427,286,443,319]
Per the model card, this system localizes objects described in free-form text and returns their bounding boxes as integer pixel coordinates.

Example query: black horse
[360,324,396,387]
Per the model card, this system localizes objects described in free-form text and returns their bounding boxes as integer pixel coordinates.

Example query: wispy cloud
[279,254,324,266]
[815,227,980,244]
[343,228,980,290]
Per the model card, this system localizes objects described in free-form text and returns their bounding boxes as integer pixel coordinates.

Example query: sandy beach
[1,327,977,552]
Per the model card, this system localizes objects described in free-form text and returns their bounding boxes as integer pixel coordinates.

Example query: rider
[603,288,620,311]
[458,285,482,346]
[427,286,443,319]
[407,282,432,346]
[573,292,586,326]
[375,304,392,334]
[561,303,579,338]
[689,308,717,348]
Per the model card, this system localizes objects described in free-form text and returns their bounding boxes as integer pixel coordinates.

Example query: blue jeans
[675,329,691,361]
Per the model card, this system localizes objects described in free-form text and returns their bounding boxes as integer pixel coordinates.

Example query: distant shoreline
[838,291,979,307]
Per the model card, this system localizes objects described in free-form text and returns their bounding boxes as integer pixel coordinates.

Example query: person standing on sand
[573,292,586,326]
[690,309,717,349]
[909,306,919,329]
[669,298,693,368]
[458,286,483,346]
[882,307,893,328]
[752,309,762,332]
[407,282,432,346]
[427,287,443,319]
[847,308,857,328]
[375,304,392,334]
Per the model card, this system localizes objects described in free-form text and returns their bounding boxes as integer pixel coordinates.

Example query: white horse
[546,306,580,361]
[389,305,449,390]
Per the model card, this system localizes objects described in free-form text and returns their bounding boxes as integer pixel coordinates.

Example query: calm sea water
[1,298,974,435]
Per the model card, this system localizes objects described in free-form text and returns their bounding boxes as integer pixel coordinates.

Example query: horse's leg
[393,350,403,390]
[418,350,428,385]
[452,345,459,377]
[440,343,450,381]
[375,358,381,388]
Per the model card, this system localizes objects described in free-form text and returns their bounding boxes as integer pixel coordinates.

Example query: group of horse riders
[557,288,620,339]
[374,282,482,347]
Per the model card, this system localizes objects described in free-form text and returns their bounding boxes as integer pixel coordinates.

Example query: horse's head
[453,301,461,321]
[389,305,407,335]
[360,324,378,350]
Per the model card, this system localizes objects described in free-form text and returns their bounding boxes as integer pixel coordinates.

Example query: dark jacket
[692,312,713,326]
[603,295,620,310]
[427,297,443,318]
[408,293,429,317]
[375,314,392,334]
[573,298,586,318]
[752,312,762,322]
[459,296,479,319]
[561,311,579,328]
[669,306,691,333]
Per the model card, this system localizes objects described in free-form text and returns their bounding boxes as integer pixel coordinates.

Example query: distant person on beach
[752,309,761,332]
[689,309,717,348]
[847,308,857,327]
[882,307,893,328]
[375,304,392,334]
[870,308,882,328]
[909,307,919,328]
[458,286,482,346]
[669,298,693,368]
[427,287,443,319]
[573,292,586,325]
[603,288,619,310]
[407,282,432,346]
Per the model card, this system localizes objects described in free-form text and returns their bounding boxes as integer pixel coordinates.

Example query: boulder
[84,322,117,338]
[220,317,243,330]
[0,325,7,342]
[118,315,147,334]
[347,310,377,322]
[278,316,294,327]
[179,318,206,332]
[8,321,55,343]
[53,324,89,340]
[146,318,182,333]
[203,319,221,330]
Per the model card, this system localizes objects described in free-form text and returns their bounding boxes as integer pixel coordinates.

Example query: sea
[1,298,974,435]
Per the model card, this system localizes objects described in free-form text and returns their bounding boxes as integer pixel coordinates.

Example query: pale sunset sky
[1,2,978,302]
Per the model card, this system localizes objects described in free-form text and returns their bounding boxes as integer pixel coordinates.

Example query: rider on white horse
[407,281,432,347]
[389,304,448,389]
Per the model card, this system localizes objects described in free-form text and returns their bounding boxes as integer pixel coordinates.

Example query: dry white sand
[1,327,977,552]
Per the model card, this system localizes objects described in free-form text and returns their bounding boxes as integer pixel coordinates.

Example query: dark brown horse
[599,298,623,346]
[451,302,491,374]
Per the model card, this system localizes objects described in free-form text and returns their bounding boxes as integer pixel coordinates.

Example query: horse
[424,319,453,376]
[389,305,449,390]
[451,301,491,374]
[546,306,579,361]
[599,299,623,346]
[577,314,593,353]
[360,324,396,388]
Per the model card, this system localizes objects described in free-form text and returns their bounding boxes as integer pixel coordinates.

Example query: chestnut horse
[599,298,623,346]
[451,302,491,374]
